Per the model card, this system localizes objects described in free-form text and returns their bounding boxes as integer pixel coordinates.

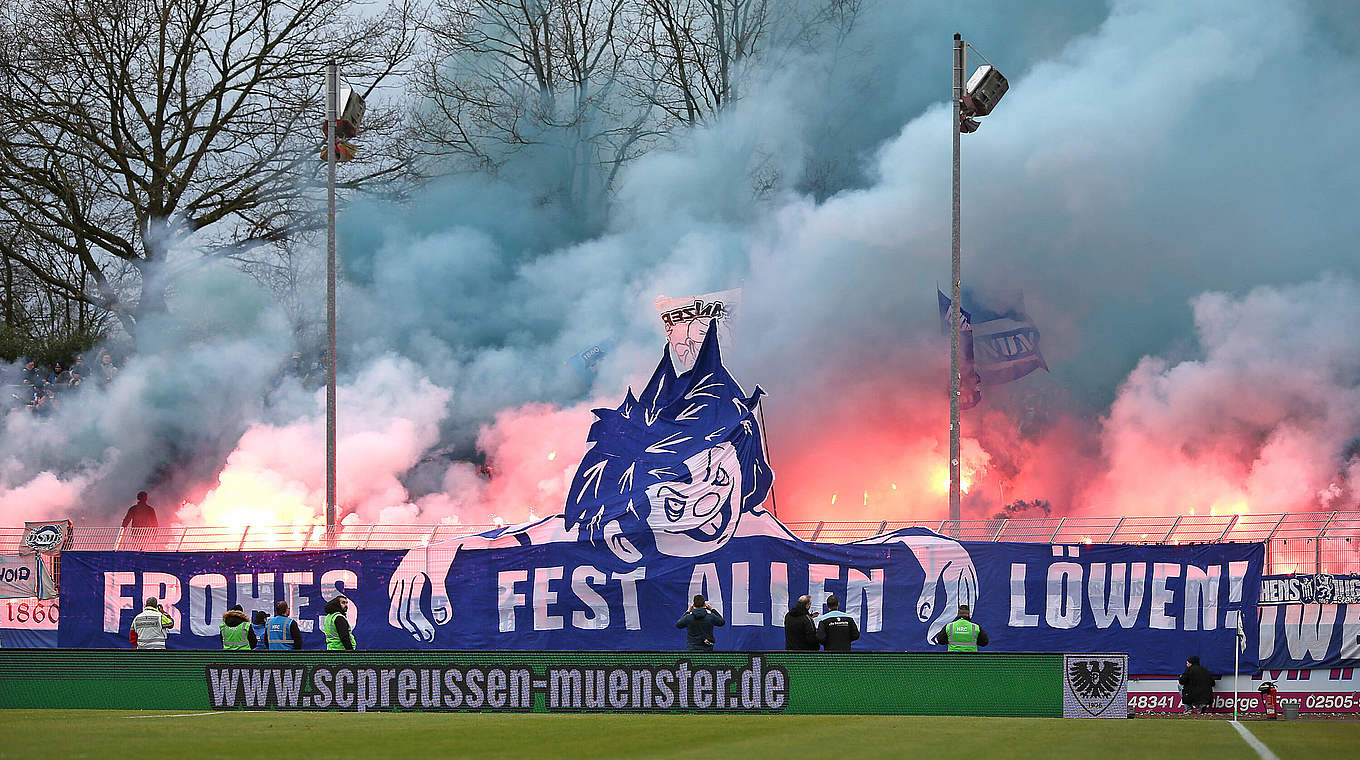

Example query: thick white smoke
[1,0,1358,527]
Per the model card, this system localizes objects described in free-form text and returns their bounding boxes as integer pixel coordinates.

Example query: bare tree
[414,0,661,211]
[0,0,419,337]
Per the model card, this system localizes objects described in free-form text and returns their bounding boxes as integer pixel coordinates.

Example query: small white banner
[654,288,741,369]
[22,520,72,553]
[1063,653,1129,718]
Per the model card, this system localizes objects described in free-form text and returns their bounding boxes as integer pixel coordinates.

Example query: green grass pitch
[1,711,1356,759]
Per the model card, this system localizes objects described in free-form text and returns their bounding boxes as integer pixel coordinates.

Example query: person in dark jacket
[676,594,724,651]
[816,594,861,651]
[322,595,356,650]
[784,595,820,650]
[1179,655,1216,713]
[250,610,269,649]
[220,604,257,650]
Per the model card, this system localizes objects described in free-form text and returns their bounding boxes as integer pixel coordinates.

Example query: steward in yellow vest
[934,604,990,651]
[322,595,356,650]
[220,604,256,650]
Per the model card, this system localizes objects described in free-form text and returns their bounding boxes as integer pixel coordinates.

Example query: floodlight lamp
[963,65,1008,117]
[336,88,366,139]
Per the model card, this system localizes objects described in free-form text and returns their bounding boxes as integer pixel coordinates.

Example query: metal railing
[4,511,1356,574]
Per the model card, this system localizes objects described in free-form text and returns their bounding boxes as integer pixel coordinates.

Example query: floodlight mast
[326,63,338,547]
[949,34,963,532]
[950,35,1006,533]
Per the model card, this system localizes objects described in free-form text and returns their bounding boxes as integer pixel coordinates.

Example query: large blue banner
[58,529,1261,675]
[1258,574,1360,669]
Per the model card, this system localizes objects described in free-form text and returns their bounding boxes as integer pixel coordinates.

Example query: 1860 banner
[0,650,1129,717]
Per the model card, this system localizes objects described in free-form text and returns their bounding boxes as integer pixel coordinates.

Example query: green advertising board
[0,651,1066,716]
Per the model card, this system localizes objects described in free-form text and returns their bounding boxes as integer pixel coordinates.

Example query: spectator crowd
[1,350,120,418]
[2,347,331,420]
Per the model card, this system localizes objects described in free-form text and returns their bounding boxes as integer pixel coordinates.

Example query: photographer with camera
[784,595,821,650]
[675,594,724,652]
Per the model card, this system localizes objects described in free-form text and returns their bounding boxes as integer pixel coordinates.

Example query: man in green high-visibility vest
[934,604,989,651]
[220,603,257,650]
[322,595,356,650]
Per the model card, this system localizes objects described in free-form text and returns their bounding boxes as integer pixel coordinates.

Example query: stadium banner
[1259,573,1360,605]
[0,650,1076,715]
[0,552,55,600]
[1128,668,1360,714]
[1258,602,1360,670]
[0,598,59,648]
[57,538,1261,676]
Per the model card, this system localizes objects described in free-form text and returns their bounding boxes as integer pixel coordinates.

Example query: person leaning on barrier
[221,603,256,650]
[676,594,724,652]
[935,604,989,651]
[816,594,861,651]
[322,595,356,650]
[130,597,174,649]
[784,595,821,651]
[266,601,303,650]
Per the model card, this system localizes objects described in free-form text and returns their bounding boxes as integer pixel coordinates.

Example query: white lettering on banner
[142,572,182,633]
[689,564,724,615]
[1184,566,1221,631]
[1089,563,1145,629]
[1285,605,1337,661]
[489,562,883,634]
[571,566,609,630]
[319,570,359,626]
[1258,605,1278,660]
[188,574,228,636]
[1046,562,1082,629]
[730,563,763,626]
[1009,565,1038,626]
[236,573,276,617]
[808,564,839,611]
[1149,564,1179,630]
[614,568,645,630]
[283,572,316,632]
[497,570,529,633]
[769,563,788,625]
[102,569,359,638]
[845,568,885,633]
[104,572,136,633]
[1009,559,1244,632]
[534,567,565,631]
[1344,606,1360,661]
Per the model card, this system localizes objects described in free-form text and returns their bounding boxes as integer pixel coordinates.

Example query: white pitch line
[123,711,228,719]
[1230,720,1281,760]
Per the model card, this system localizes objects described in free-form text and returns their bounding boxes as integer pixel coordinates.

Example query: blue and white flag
[938,289,1047,386]
[565,340,615,387]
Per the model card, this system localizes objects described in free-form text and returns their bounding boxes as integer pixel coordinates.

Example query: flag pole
[756,398,778,518]
[1234,614,1243,722]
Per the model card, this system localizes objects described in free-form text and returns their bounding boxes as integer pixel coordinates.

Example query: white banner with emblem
[1063,653,1129,718]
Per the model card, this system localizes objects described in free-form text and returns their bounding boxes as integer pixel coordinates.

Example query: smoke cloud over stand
[1,0,1358,527]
